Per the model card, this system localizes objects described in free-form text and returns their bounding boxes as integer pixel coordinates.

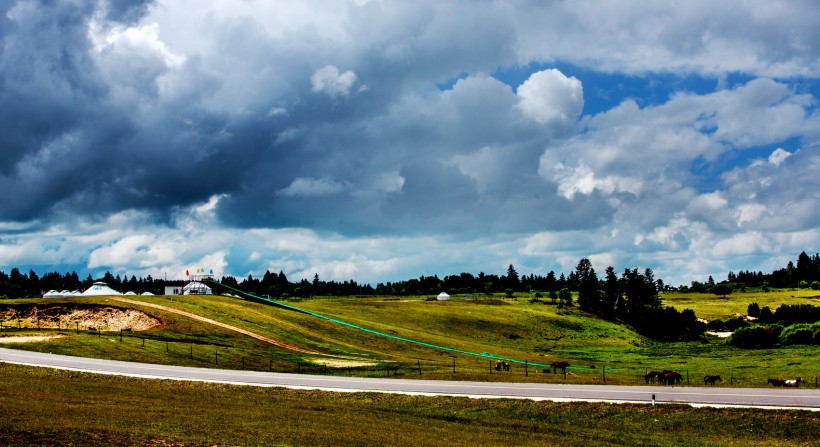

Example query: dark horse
[660,371,682,385]
[550,361,570,374]
[644,371,662,384]
[767,378,786,387]
[495,361,511,371]
[703,375,722,386]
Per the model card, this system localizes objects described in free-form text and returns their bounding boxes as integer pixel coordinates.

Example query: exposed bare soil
[0,335,67,343]
[0,303,162,332]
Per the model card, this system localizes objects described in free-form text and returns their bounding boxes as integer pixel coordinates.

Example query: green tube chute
[207,280,582,369]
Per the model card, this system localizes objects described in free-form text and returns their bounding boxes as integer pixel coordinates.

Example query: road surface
[2,347,818,411]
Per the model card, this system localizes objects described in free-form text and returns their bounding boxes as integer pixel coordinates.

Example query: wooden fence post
[452,358,455,374]
[603,366,606,382]
[417,360,422,375]
[525,360,528,377]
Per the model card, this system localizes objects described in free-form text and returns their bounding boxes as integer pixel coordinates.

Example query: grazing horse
[644,371,662,384]
[550,361,570,374]
[767,378,786,387]
[661,371,682,385]
[703,375,722,386]
[495,361,502,371]
[495,361,511,372]
[502,361,510,372]
[784,378,805,388]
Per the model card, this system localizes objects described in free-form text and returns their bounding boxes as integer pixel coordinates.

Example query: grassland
[1,363,818,447]
[1,292,818,386]
[1,291,819,445]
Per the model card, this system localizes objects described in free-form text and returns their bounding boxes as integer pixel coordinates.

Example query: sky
[1,0,819,287]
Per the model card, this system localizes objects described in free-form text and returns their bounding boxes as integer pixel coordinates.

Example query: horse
[783,378,804,388]
[502,361,510,372]
[495,361,502,371]
[661,371,682,385]
[767,378,786,387]
[703,375,722,386]
[550,361,570,374]
[644,371,662,384]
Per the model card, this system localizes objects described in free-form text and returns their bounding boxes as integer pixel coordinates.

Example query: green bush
[724,317,749,331]
[779,322,820,345]
[747,302,760,317]
[727,326,779,348]
[706,319,725,331]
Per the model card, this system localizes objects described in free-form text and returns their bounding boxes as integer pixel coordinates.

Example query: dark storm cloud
[0,0,261,222]
[104,0,153,24]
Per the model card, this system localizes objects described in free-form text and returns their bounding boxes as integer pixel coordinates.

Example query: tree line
[684,251,820,293]
[2,251,817,342]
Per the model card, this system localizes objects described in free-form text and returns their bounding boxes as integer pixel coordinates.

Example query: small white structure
[183,281,212,295]
[141,291,154,296]
[43,290,61,298]
[81,281,122,296]
[124,291,136,296]
[436,292,451,301]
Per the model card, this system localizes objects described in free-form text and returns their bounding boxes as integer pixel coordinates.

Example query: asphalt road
[2,347,818,411]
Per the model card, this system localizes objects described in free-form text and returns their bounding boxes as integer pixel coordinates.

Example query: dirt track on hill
[111,297,325,355]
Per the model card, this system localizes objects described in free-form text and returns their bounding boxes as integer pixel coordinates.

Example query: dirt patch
[0,303,161,332]
[310,358,378,368]
[0,334,66,343]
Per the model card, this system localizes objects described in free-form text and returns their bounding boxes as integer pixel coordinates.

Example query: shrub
[758,306,774,323]
[724,317,750,331]
[706,319,725,331]
[780,323,820,345]
[773,304,820,324]
[727,326,779,348]
[747,302,760,318]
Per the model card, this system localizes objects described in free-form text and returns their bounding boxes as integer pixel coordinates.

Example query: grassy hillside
[2,292,818,386]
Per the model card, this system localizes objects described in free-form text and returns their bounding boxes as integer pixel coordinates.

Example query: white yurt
[43,290,62,298]
[436,292,451,301]
[124,291,136,296]
[81,281,122,296]
[183,281,212,295]
[141,291,154,296]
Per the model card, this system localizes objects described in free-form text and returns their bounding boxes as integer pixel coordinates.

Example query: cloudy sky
[1,0,819,287]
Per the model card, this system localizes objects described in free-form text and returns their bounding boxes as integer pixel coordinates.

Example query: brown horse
[661,371,682,385]
[644,371,662,384]
[550,361,570,374]
[767,378,786,387]
[703,375,722,386]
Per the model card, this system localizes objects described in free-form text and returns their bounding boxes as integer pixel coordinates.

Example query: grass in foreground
[0,363,818,447]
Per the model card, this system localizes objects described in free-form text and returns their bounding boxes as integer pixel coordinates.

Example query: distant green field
[1,292,817,387]
[661,290,820,321]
